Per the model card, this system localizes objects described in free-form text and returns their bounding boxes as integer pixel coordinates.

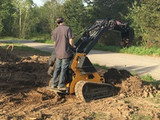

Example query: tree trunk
[19,8,22,38]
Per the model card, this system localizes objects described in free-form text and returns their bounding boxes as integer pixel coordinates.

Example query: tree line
[0,0,159,46]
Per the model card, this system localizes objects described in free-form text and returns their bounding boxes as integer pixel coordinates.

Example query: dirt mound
[0,46,20,62]
[104,68,132,84]
[104,68,158,98]
[119,76,157,98]
[0,46,51,104]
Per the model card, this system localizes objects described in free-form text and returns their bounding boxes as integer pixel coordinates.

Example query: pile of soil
[0,46,159,120]
[104,68,158,98]
[119,76,157,98]
[0,46,20,62]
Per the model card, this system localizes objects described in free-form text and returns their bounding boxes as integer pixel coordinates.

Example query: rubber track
[75,81,114,102]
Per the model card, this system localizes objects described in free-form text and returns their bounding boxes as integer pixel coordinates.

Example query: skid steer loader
[48,18,131,101]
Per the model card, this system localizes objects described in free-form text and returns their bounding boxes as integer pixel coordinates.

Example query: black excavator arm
[74,18,131,55]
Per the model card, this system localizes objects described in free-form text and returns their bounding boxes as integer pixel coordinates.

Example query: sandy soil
[0,46,160,120]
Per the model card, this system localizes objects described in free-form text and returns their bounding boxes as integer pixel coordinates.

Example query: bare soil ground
[0,45,160,120]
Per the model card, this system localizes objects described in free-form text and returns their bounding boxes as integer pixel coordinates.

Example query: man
[51,17,74,90]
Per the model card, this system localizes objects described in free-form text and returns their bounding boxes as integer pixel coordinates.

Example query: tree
[43,0,60,31]
[32,0,60,40]
[126,0,160,46]
[90,0,134,21]
[12,0,37,38]
[0,0,15,36]
[60,0,88,40]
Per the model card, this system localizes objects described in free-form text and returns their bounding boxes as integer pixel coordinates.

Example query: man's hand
[69,38,76,48]
[72,45,76,48]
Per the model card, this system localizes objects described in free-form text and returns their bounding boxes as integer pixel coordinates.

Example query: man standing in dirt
[51,17,74,90]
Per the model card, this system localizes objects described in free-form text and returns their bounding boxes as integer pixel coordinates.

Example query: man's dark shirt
[52,25,73,59]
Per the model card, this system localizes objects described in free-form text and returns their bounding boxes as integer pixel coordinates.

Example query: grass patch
[93,63,109,70]
[34,39,54,44]
[0,37,25,40]
[0,36,54,44]
[94,44,160,57]
[140,74,160,89]
[1,43,50,56]
[94,44,121,52]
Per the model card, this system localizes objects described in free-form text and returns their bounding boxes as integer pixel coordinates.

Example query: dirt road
[1,40,160,80]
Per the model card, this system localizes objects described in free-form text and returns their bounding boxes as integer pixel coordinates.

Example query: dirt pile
[120,76,157,98]
[0,46,20,62]
[0,47,52,104]
[104,68,158,98]
[104,68,132,84]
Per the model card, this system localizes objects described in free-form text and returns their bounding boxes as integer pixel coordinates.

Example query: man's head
[56,17,64,24]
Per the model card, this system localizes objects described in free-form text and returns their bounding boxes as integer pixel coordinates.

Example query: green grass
[140,74,160,89]
[94,44,160,57]
[93,63,109,70]
[94,44,121,52]
[0,37,25,40]
[0,35,54,44]
[34,39,54,44]
[1,43,50,56]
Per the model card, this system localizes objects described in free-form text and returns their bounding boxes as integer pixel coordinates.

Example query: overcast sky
[32,0,87,6]
[33,0,45,6]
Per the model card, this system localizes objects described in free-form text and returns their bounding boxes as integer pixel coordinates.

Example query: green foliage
[90,0,134,21]
[60,0,88,40]
[0,0,159,48]
[98,30,121,46]
[126,0,160,47]
[42,0,60,31]
[0,19,3,35]
[0,0,15,36]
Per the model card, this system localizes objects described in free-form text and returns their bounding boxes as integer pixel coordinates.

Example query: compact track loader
[48,18,131,101]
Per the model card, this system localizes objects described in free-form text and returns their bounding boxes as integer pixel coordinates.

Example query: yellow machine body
[67,53,104,94]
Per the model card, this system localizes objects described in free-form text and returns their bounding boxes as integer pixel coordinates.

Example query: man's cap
[57,17,64,24]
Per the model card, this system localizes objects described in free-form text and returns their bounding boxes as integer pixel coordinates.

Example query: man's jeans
[52,58,70,88]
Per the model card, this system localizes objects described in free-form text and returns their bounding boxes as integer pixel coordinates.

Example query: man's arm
[69,38,76,48]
